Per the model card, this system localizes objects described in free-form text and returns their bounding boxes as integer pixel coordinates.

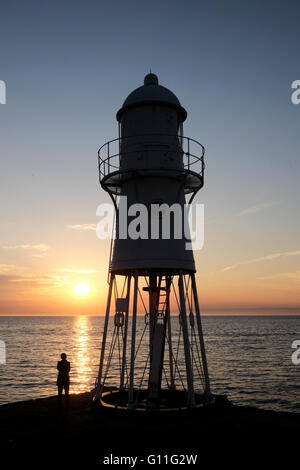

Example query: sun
[74,282,90,296]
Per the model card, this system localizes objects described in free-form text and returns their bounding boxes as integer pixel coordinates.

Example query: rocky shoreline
[1,391,299,466]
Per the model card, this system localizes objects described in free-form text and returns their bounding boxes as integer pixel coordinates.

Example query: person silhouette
[57,353,70,412]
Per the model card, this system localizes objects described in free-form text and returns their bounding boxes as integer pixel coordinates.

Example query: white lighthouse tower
[94,73,212,410]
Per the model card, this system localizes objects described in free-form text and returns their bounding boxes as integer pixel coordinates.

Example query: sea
[0,315,299,413]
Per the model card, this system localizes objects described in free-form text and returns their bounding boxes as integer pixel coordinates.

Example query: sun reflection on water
[73,315,92,393]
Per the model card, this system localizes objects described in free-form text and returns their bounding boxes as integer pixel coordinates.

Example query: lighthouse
[94,73,212,410]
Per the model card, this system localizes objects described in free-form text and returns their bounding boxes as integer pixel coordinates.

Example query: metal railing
[98,134,205,190]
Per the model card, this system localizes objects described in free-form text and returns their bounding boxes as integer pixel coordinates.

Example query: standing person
[57,353,70,412]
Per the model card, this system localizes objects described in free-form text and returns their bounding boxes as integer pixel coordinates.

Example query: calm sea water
[0,316,299,412]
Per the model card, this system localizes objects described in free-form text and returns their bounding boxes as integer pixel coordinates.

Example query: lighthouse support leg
[191,273,211,396]
[149,273,157,358]
[128,271,138,409]
[178,272,195,406]
[166,276,175,389]
[120,275,131,390]
[95,273,115,400]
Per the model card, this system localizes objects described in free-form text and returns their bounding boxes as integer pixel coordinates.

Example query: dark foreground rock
[0,392,299,467]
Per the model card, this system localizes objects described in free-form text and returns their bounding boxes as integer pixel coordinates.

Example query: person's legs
[64,383,69,412]
[57,384,63,412]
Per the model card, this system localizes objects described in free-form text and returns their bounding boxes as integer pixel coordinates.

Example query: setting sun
[74,283,90,296]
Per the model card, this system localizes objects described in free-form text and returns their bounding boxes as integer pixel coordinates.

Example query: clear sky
[0,0,299,315]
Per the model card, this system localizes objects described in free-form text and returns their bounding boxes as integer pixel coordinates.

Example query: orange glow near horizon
[0,235,300,315]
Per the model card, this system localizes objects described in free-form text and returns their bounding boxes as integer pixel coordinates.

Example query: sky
[0,0,300,315]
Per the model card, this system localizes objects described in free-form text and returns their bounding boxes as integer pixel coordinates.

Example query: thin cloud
[237,201,281,217]
[55,268,99,274]
[258,270,300,282]
[3,274,68,289]
[223,249,300,272]
[0,273,74,293]
[0,264,18,273]
[9,275,53,286]
[67,224,96,231]
[33,253,52,258]
[2,244,49,252]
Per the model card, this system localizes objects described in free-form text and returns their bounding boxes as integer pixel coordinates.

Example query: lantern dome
[116,73,187,121]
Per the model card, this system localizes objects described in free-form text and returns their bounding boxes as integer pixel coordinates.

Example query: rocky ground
[0,391,299,467]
